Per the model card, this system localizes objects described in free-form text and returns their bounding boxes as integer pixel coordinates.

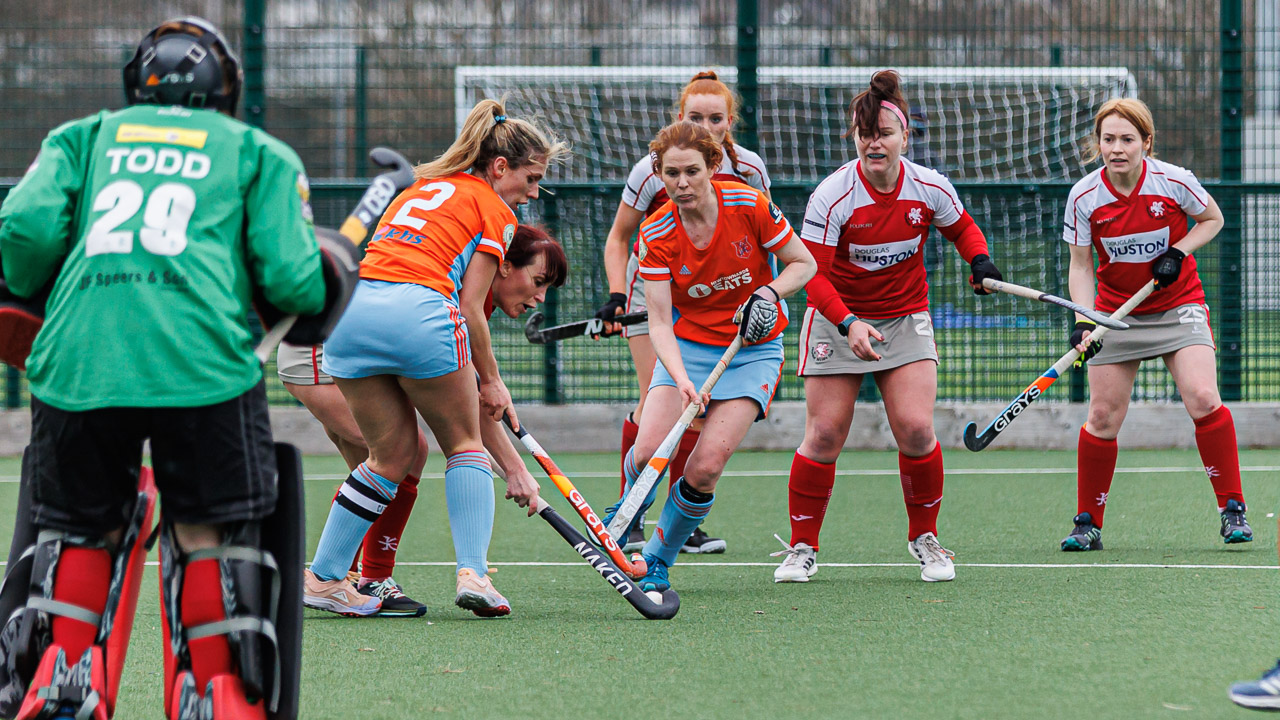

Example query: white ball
[645,590,663,603]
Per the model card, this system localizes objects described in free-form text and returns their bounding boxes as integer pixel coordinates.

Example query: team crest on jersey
[905,207,927,228]
[732,236,753,259]
[296,172,313,223]
[503,223,516,250]
[1147,201,1167,218]
[768,202,784,225]
[811,342,832,363]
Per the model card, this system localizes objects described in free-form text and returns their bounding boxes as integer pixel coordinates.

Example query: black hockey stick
[534,497,679,620]
[523,311,648,344]
[254,147,415,362]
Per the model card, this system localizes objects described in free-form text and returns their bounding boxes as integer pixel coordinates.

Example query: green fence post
[540,196,562,404]
[5,368,17,410]
[736,0,760,152]
[355,45,368,171]
[242,0,266,129]
[1220,0,1244,401]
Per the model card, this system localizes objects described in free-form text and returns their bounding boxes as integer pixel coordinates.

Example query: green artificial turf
[0,448,1275,719]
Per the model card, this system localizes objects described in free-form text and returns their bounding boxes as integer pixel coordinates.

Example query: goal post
[455,65,1137,183]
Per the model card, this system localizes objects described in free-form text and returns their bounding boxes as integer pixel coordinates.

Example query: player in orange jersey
[602,120,815,594]
[303,98,568,618]
[594,71,771,554]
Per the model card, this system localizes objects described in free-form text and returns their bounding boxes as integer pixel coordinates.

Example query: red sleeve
[937,211,988,263]
[802,240,854,325]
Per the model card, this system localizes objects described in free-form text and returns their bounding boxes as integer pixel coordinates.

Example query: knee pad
[0,463,156,720]
[160,443,304,720]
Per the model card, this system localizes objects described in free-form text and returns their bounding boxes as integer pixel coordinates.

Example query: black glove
[1152,247,1185,290]
[1069,320,1102,368]
[592,292,627,337]
[968,254,1003,295]
[735,288,780,344]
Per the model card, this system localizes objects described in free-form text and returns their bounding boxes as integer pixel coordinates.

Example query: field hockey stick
[502,413,648,578]
[523,310,648,343]
[981,278,1129,330]
[254,147,415,362]
[963,280,1156,451]
[605,335,744,541]
[532,496,680,620]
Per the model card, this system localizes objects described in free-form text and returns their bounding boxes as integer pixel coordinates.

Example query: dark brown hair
[846,70,910,140]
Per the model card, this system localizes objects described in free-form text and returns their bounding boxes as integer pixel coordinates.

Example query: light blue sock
[445,451,494,575]
[310,463,398,581]
[643,477,714,568]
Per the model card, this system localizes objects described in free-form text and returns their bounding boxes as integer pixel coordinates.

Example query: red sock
[182,556,233,695]
[1077,426,1118,527]
[361,474,420,580]
[668,428,701,491]
[51,546,112,662]
[899,444,944,540]
[620,414,639,497]
[788,452,836,550]
[1194,406,1245,509]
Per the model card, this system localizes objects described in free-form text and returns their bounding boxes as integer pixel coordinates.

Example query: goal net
[455,66,1137,183]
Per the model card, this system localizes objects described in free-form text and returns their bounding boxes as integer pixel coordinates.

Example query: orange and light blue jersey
[360,172,517,302]
[637,180,795,345]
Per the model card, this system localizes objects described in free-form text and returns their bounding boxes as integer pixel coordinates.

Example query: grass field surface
[0,448,1274,719]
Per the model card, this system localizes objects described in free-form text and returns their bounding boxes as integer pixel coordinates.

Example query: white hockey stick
[605,335,743,540]
[981,278,1129,330]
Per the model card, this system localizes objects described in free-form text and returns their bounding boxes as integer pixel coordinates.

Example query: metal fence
[2,0,1278,408]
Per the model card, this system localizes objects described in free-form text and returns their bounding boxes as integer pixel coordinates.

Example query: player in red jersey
[1059,97,1251,551]
[773,70,1004,584]
[278,225,566,617]
[303,99,569,618]
[603,120,815,593]
[594,71,771,554]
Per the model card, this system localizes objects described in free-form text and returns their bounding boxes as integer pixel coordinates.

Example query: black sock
[677,477,714,504]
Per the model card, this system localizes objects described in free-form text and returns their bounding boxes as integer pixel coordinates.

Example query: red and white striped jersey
[801,158,966,319]
[1063,157,1209,314]
[622,142,770,219]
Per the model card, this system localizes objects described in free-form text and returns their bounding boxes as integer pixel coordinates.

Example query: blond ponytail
[414,97,570,180]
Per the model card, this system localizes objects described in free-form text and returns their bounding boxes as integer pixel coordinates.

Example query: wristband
[756,285,781,303]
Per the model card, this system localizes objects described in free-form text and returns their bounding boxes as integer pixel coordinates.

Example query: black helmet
[123,17,242,114]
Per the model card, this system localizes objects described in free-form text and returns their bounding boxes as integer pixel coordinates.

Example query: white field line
[0,560,1272,570]
[0,466,1276,484]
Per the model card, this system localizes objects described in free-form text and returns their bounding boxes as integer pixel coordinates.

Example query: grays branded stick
[534,497,679,620]
[981,278,1129,330]
[605,335,743,541]
[523,310,648,344]
[963,280,1156,451]
[254,147,415,363]
[503,413,647,578]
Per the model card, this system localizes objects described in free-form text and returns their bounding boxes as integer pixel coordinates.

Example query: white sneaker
[908,532,955,582]
[770,534,817,583]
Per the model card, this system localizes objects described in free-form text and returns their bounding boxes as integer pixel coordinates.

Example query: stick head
[368,146,414,190]
[524,311,546,343]
[962,422,993,452]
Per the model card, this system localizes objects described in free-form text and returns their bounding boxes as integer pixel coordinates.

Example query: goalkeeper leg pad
[0,466,156,720]
[160,443,304,720]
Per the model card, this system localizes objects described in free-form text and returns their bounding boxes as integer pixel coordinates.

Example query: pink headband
[854,101,909,132]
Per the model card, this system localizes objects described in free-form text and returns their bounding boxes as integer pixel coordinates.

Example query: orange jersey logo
[361,172,516,300]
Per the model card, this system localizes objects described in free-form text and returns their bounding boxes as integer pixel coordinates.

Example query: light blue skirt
[322,279,471,380]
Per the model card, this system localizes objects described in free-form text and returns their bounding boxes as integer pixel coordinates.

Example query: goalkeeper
[601,120,814,594]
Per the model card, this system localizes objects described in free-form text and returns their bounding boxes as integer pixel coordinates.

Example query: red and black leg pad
[0,461,155,720]
[160,443,304,720]
[0,275,49,372]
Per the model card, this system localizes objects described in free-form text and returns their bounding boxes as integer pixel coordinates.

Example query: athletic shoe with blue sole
[1230,660,1280,710]
[638,553,670,593]
[1221,499,1254,544]
[1060,512,1103,551]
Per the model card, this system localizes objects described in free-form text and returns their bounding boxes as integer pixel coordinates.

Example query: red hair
[508,224,568,288]
[649,121,724,175]
[677,70,751,178]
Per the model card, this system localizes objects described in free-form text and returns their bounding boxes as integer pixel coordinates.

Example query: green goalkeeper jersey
[0,104,326,410]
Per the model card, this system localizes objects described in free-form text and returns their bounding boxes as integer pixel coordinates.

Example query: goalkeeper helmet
[123,16,242,114]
